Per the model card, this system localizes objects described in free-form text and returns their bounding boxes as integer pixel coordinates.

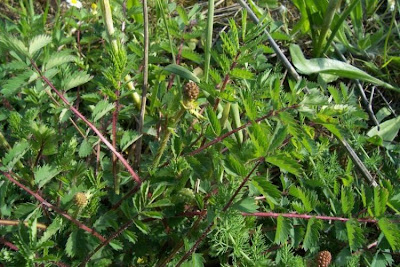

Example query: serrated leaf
[38,217,63,246]
[65,231,77,257]
[341,186,354,215]
[164,64,200,83]
[299,88,328,106]
[230,68,254,80]
[248,123,269,157]
[0,35,28,57]
[92,100,114,122]
[242,92,257,120]
[141,211,163,219]
[34,164,61,188]
[109,240,123,251]
[151,184,166,201]
[120,130,141,152]
[181,49,203,64]
[267,123,288,153]
[252,176,281,206]
[190,253,205,267]
[64,71,93,91]
[274,215,291,245]
[265,154,302,176]
[289,186,317,212]
[223,154,247,176]
[290,44,399,92]
[1,140,30,171]
[176,6,189,24]
[122,230,137,244]
[346,219,364,251]
[206,107,221,136]
[1,70,33,97]
[134,219,149,234]
[374,187,388,217]
[232,197,258,212]
[378,218,400,251]
[78,139,92,158]
[29,35,52,56]
[45,52,77,70]
[147,199,173,208]
[59,108,71,123]
[303,217,321,251]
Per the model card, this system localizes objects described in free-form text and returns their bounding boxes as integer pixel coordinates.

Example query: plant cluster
[0,0,399,266]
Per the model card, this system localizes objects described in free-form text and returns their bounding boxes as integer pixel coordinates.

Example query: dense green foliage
[0,0,399,266]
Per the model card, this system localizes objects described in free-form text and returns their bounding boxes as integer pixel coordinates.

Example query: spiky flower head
[74,192,88,208]
[183,81,199,102]
[317,250,332,267]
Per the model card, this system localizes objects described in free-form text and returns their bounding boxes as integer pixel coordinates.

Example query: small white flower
[66,0,82,9]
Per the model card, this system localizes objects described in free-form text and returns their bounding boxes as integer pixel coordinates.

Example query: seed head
[183,81,199,101]
[317,250,332,267]
[74,192,88,208]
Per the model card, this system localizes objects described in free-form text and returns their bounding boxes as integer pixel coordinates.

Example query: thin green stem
[315,0,342,57]
[134,0,150,169]
[204,0,215,83]
[321,0,361,55]
[101,0,141,109]
[157,0,176,64]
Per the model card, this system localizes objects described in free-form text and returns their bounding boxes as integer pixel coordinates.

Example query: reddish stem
[213,52,240,110]
[79,218,137,266]
[112,89,120,191]
[30,59,141,184]
[0,237,18,251]
[1,170,106,242]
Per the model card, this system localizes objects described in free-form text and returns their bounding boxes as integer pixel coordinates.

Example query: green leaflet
[378,218,400,251]
[28,34,52,56]
[252,176,281,208]
[34,164,61,188]
[206,107,221,136]
[346,219,365,251]
[45,52,77,70]
[92,100,115,122]
[303,217,321,251]
[63,70,93,91]
[223,154,247,177]
[1,140,30,171]
[274,215,291,245]
[78,139,92,158]
[341,186,354,215]
[289,186,317,212]
[265,154,302,176]
[289,44,399,92]
[374,187,389,218]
